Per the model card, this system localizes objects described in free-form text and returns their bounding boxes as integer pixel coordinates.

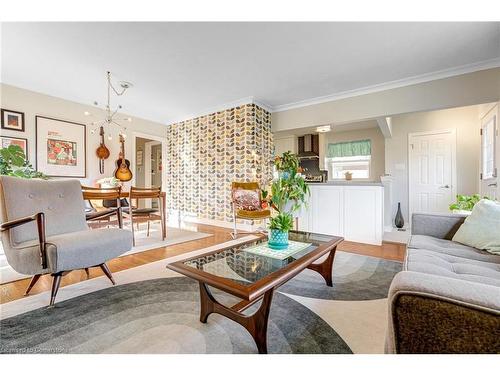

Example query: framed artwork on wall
[1,109,25,132]
[1,136,28,158]
[36,115,86,177]
[136,150,143,166]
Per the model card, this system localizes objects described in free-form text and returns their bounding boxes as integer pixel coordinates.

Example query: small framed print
[136,150,143,166]
[1,136,28,158]
[36,115,86,177]
[1,109,25,132]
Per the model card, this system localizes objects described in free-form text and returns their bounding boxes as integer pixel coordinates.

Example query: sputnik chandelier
[87,71,133,140]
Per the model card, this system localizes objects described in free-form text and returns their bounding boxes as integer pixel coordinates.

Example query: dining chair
[81,185,124,229]
[231,181,271,239]
[0,176,133,307]
[128,186,166,246]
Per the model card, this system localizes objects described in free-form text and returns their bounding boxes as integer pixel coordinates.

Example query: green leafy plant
[0,145,47,179]
[268,152,309,231]
[449,194,490,211]
[268,212,294,232]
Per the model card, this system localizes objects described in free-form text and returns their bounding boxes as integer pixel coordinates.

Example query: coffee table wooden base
[199,282,274,354]
[198,246,338,354]
[306,247,337,287]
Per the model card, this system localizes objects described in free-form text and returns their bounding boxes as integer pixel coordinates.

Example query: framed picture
[36,116,86,177]
[136,150,143,166]
[1,136,28,158]
[1,109,25,132]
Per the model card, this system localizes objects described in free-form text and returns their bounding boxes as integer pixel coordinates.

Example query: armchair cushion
[236,209,271,220]
[1,176,87,245]
[7,228,133,275]
[233,188,260,211]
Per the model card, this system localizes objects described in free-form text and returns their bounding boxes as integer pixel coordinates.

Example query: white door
[409,130,456,215]
[480,105,499,200]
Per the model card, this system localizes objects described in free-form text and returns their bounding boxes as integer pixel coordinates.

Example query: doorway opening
[133,133,166,209]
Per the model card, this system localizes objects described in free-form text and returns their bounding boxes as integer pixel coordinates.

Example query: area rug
[0,225,211,284]
[0,240,402,354]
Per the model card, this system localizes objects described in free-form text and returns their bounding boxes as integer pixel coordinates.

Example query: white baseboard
[167,209,261,232]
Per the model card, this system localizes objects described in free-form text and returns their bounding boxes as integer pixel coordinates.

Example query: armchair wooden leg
[49,272,63,307]
[24,274,41,296]
[84,268,90,278]
[231,207,238,239]
[99,263,116,285]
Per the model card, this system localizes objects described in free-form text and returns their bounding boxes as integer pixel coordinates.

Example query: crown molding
[271,57,500,113]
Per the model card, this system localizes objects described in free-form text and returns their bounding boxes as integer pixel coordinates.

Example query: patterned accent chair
[231,181,271,239]
[0,176,133,307]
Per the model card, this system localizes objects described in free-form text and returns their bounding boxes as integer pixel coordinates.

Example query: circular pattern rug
[0,251,401,354]
[0,277,351,354]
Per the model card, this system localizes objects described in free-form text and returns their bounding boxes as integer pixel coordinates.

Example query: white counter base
[297,184,384,245]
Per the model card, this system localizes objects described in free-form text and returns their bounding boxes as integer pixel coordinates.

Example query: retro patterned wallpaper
[166,104,274,223]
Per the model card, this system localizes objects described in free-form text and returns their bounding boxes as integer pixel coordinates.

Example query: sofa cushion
[408,235,500,263]
[7,228,132,275]
[452,199,500,255]
[405,248,500,287]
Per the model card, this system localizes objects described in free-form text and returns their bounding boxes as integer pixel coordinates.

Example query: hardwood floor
[0,223,405,304]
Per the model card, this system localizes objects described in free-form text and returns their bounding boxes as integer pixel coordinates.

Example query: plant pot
[268,229,289,250]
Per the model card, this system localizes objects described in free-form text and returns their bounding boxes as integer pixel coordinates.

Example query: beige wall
[386,105,481,223]
[0,84,167,187]
[321,126,385,182]
[272,68,500,132]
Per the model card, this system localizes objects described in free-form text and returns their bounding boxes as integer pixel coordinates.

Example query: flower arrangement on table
[262,151,309,249]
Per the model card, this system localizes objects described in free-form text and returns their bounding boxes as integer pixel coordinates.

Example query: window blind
[327,139,371,158]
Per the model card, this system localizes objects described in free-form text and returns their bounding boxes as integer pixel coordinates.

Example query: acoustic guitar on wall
[114,134,133,182]
[96,126,110,174]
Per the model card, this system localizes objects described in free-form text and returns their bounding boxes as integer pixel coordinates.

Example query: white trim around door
[131,131,168,193]
[408,128,457,221]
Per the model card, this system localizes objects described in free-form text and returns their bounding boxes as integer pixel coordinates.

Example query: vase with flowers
[266,151,309,250]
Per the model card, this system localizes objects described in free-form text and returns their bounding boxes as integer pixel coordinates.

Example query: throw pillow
[233,189,260,211]
[452,199,500,255]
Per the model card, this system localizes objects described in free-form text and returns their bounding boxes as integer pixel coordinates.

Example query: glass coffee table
[167,230,343,354]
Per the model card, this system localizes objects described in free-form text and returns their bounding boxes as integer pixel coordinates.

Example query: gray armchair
[0,176,133,307]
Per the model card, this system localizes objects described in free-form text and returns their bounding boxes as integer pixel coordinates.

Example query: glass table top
[182,231,337,286]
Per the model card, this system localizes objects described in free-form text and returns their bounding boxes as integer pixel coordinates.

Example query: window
[325,140,371,180]
[481,115,497,180]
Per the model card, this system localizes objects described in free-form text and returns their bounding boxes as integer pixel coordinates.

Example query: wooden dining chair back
[129,186,165,246]
[81,186,124,228]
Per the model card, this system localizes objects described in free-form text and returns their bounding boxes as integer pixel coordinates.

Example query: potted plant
[0,145,47,179]
[267,151,309,250]
[449,194,491,214]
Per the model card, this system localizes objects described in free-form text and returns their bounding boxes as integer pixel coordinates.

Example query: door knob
[440,185,450,189]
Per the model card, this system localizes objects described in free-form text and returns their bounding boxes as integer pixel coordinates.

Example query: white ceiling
[1,22,499,125]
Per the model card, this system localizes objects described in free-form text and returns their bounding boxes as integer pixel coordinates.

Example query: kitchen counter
[307,181,383,187]
[297,183,384,245]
